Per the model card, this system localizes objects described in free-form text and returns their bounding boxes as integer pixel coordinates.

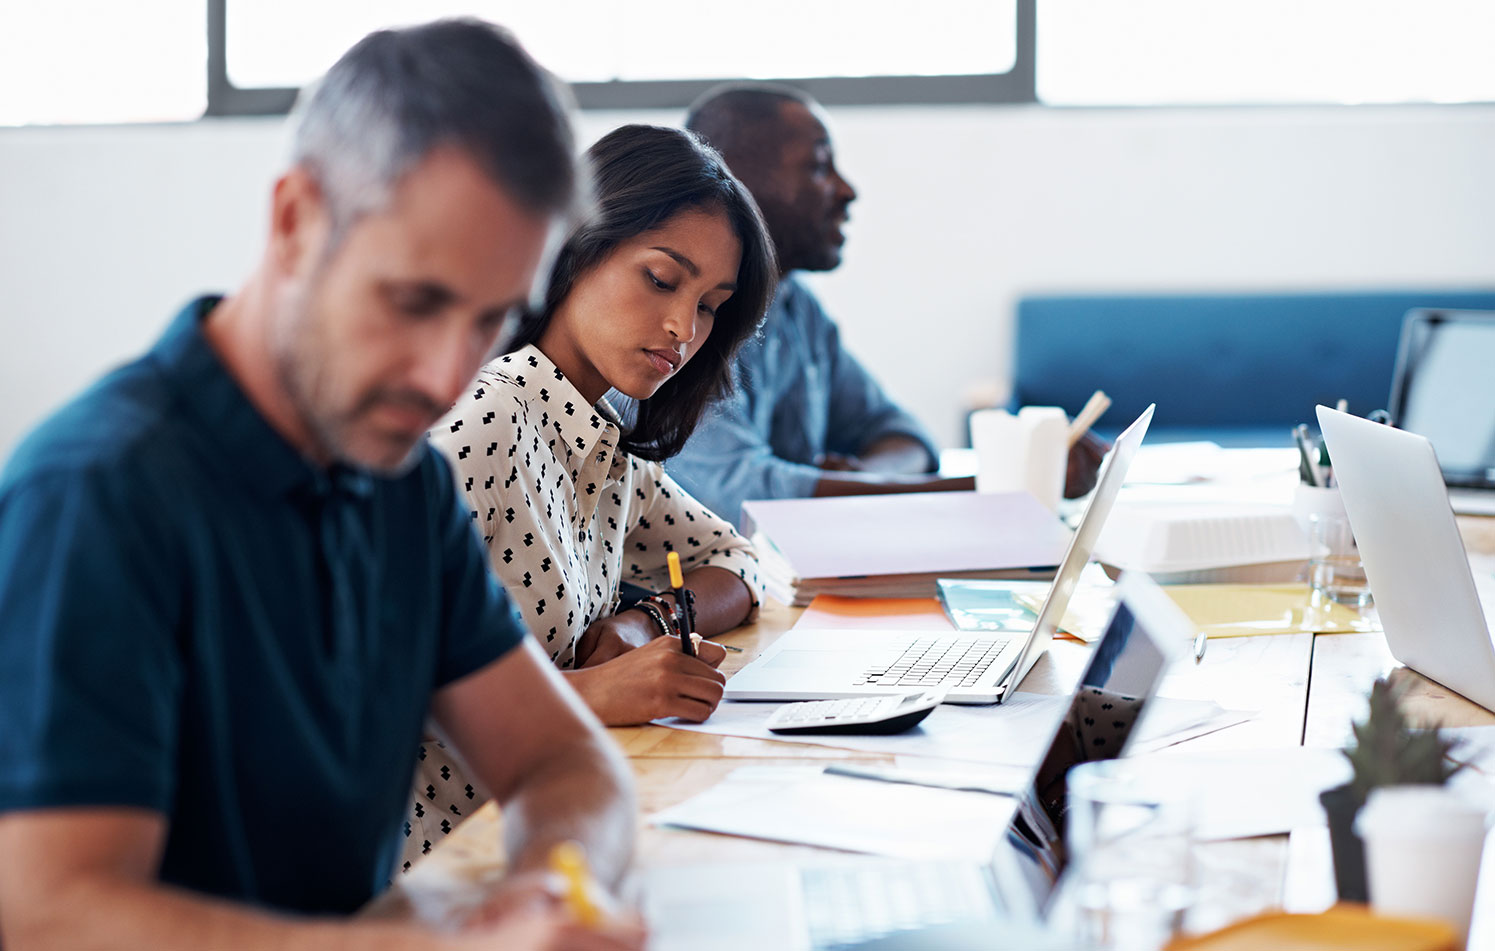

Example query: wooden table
[376,516,1495,937]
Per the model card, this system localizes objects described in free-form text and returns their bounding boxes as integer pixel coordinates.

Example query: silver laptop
[645,571,1191,951]
[1388,309,1495,515]
[725,405,1154,703]
[1317,406,1495,712]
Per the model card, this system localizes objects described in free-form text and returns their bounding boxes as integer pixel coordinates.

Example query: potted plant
[1320,677,1463,903]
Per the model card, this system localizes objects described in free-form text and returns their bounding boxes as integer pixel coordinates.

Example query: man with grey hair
[0,19,643,950]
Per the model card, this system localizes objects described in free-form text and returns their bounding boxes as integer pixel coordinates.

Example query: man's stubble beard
[271,278,426,478]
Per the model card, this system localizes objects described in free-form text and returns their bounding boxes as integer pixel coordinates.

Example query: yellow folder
[1159,583,1380,639]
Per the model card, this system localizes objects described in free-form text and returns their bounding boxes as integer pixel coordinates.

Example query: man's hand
[568,636,727,725]
[1064,431,1111,499]
[573,611,657,667]
[459,903,645,951]
[461,870,646,951]
[817,452,865,473]
[0,806,642,951]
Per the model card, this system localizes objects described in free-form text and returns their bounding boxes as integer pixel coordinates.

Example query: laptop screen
[1000,404,1154,697]
[997,574,1180,912]
[1390,310,1495,488]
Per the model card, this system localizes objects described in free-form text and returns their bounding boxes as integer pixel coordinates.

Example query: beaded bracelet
[633,597,678,639]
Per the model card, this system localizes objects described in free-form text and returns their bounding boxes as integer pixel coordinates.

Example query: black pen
[682,588,699,647]
[1293,424,1318,486]
[667,551,695,657]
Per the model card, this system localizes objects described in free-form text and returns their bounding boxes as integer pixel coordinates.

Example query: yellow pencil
[548,840,601,928]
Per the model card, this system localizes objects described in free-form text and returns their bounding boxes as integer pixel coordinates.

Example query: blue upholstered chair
[1012,290,1495,446]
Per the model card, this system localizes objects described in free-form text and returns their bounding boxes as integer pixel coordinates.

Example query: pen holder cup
[1292,485,1371,608]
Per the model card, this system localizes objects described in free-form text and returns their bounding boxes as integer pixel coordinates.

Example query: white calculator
[764,689,945,735]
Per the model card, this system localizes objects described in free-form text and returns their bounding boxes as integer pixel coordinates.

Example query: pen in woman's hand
[667,551,695,658]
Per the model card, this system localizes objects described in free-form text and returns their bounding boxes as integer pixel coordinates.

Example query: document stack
[741,491,1071,607]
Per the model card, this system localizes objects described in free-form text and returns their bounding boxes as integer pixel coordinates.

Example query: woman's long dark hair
[509,123,776,461]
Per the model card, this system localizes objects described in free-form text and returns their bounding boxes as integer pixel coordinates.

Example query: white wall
[3,103,1493,457]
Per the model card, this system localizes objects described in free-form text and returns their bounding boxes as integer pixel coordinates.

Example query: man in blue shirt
[0,21,642,951]
[670,86,1104,525]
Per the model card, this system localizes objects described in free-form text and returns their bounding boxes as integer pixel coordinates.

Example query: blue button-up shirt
[667,275,938,525]
[0,297,526,913]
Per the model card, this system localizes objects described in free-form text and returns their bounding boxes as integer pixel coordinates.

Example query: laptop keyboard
[801,861,1003,950]
[852,636,1013,688]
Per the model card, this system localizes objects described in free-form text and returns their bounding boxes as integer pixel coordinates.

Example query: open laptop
[1317,406,1495,712]
[1388,309,1495,516]
[725,404,1154,703]
[645,571,1192,951]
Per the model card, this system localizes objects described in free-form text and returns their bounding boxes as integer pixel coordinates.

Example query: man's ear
[268,166,331,279]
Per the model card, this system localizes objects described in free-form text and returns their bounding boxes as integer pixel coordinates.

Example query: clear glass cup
[1307,507,1371,607]
[1066,761,1196,951]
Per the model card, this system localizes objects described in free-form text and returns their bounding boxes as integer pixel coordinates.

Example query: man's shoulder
[2,355,187,495]
[771,274,840,335]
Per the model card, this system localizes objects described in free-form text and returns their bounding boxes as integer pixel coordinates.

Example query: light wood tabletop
[374,514,1495,938]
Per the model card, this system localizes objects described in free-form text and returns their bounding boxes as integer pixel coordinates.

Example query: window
[5,0,1495,127]
[226,1,1017,88]
[209,0,1029,114]
[1037,0,1495,106]
[0,1,205,125]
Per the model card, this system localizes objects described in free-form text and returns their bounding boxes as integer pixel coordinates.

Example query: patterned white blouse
[430,344,762,664]
[400,345,761,869]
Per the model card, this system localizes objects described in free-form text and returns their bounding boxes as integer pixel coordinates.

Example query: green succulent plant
[1342,677,1463,810]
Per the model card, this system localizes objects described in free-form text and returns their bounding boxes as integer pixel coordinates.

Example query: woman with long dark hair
[405,124,775,863]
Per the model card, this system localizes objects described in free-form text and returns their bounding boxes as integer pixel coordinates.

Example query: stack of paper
[742,491,1071,606]
[1094,501,1310,584]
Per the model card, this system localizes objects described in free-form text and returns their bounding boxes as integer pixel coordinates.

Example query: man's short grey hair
[291,18,579,241]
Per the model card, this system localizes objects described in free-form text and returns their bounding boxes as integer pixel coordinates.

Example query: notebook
[644,570,1192,951]
[1316,406,1495,712]
[1388,309,1495,515]
[724,405,1153,703]
[741,490,1072,607]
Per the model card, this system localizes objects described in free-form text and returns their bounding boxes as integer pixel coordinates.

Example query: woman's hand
[567,635,727,725]
[573,610,658,667]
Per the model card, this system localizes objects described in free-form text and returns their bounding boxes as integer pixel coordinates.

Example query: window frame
[203,0,1038,116]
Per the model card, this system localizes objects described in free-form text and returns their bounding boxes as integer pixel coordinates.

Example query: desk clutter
[641,434,1495,949]
[397,427,1495,950]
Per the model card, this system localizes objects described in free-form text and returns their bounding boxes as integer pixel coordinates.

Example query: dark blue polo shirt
[0,297,526,914]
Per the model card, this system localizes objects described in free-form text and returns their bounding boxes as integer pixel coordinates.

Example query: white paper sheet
[649,766,1015,860]
[649,745,1344,863]
[1122,445,1299,487]
[656,694,1253,766]
[1123,747,1352,840]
